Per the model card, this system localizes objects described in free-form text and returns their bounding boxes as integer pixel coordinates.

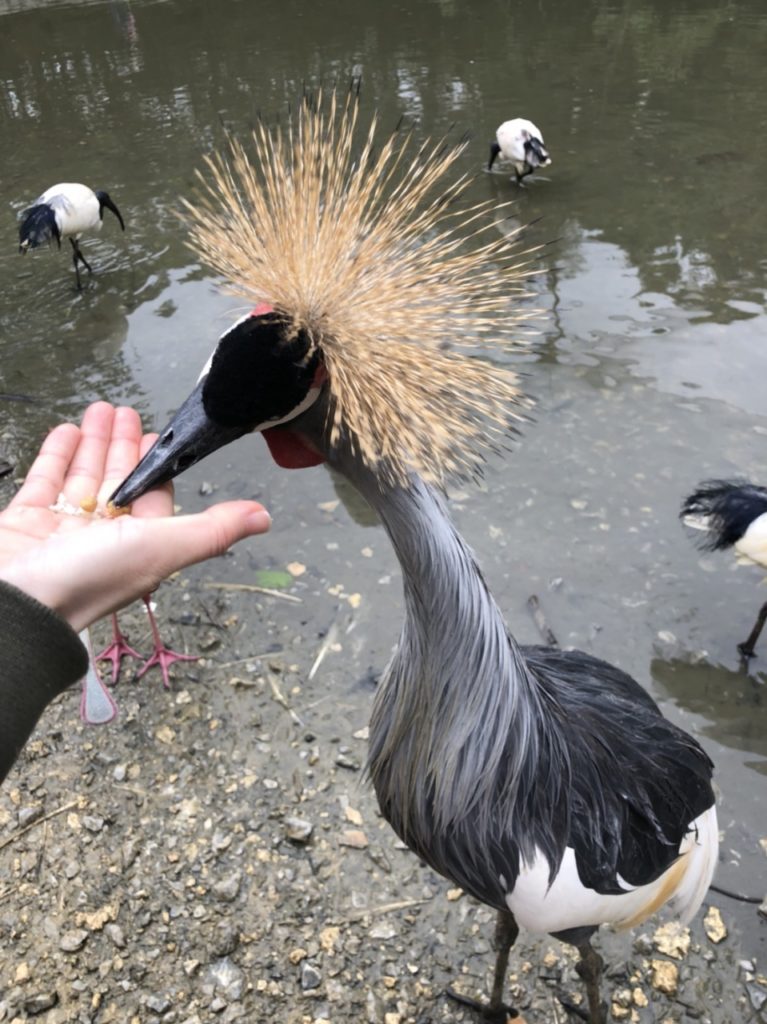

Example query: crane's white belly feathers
[505,805,718,934]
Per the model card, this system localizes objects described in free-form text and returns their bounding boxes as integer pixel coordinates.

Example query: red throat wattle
[262,428,324,469]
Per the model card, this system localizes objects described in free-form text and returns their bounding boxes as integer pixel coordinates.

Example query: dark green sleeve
[0,580,87,783]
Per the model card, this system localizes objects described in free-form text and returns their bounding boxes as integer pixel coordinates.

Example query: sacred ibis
[19,182,125,289]
[682,479,767,658]
[488,118,551,184]
[110,93,717,1023]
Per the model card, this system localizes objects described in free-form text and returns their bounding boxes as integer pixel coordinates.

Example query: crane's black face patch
[108,312,322,508]
[202,313,319,430]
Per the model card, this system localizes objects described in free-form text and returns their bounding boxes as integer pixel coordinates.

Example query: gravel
[0,579,760,1024]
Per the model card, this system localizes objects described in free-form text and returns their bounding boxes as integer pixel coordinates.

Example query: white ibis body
[488,118,551,183]
[682,479,767,658]
[19,182,125,289]
[110,308,718,1023]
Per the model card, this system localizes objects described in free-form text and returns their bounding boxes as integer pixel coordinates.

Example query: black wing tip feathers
[18,203,60,251]
[680,478,767,550]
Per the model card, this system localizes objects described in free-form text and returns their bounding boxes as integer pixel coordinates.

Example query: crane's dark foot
[558,994,608,1023]
[445,986,519,1021]
[137,645,198,689]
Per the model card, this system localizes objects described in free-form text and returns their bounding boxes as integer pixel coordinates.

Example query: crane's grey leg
[446,909,520,1021]
[574,940,604,1024]
[738,599,767,658]
[553,926,605,1023]
[70,238,93,290]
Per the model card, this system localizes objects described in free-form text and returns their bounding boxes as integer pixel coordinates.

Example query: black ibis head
[109,304,326,508]
[95,190,126,231]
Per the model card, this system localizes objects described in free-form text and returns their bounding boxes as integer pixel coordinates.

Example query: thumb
[138,502,272,579]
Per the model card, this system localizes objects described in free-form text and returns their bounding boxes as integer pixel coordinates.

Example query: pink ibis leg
[136,595,198,689]
[96,614,143,684]
[79,628,118,725]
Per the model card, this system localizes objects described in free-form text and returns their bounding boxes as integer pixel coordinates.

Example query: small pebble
[23,993,58,1015]
[145,994,172,1014]
[703,906,727,944]
[59,930,88,953]
[284,817,313,843]
[339,829,368,849]
[650,960,678,996]
[213,872,242,903]
[301,963,322,990]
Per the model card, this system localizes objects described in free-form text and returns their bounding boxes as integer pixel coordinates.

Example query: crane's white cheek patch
[259,383,326,468]
[196,355,214,383]
[254,384,323,432]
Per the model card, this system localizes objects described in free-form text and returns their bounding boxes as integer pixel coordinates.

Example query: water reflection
[651,655,767,775]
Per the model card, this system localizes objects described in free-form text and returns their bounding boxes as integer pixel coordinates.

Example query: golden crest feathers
[183,88,540,485]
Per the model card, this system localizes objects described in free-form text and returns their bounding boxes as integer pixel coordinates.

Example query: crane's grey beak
[109,380,249,508]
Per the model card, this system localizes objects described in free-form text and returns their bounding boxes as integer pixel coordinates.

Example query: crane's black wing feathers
[523,646,713,892]
[386,644,715,913]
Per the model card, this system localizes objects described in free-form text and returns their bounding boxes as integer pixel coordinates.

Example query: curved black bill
[109,380,249,508]
[97,191,126,232]
[107,198,126,232]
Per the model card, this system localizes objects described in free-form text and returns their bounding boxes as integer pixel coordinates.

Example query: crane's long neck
[317,423,543,853]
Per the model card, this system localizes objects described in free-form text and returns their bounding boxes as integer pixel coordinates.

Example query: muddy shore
[0,552,764,1024]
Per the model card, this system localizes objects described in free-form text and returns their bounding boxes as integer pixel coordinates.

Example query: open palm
[0,402,270,632]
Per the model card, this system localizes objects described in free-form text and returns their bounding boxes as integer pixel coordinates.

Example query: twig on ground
[0,798,79,853]
[333,897,430,925]
[204,582,302,604]
[527,595,558,646]
[268,674,303,727]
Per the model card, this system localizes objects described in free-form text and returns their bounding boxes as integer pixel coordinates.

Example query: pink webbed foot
[136,596,198,689]
[96,614,143,685]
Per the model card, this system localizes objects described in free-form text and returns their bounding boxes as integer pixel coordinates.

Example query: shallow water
[1,0,765,963]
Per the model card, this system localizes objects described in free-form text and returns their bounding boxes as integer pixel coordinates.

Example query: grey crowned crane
[488,118,551,184]
[109,94,717,1023]
[681,479,767,659]
[19,182,125,289]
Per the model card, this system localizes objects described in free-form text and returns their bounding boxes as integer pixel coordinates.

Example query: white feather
[38,183,102,238]
[735,511,767,569]
[495,118,551,175]
[506,805,718,934]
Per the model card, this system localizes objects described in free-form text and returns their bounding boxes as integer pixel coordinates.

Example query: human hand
[0,402,270,632]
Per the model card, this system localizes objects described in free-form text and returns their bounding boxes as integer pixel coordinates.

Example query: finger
[8,422,81,510]
[97,406,143,506]
[128,501,272,583]
[129,432,175,519]
[63,402,116,505]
